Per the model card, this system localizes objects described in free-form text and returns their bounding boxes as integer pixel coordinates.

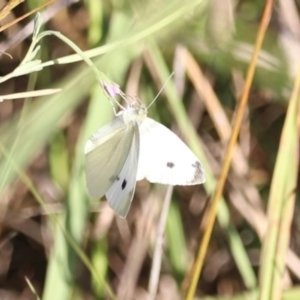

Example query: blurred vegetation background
[0,0,299,299]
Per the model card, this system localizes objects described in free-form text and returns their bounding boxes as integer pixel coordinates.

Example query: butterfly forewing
[106,122,140,218]
[136,118,206,185]
[85,116,135,199]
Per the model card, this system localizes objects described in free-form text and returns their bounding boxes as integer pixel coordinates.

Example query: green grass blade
[258,69,300,300]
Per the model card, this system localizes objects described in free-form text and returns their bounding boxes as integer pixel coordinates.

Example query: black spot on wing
[167,162,175,168]
[122,179,127,190]
[191,161,204,183]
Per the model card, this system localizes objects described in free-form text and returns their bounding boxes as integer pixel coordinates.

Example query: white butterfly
[85,99,206,218]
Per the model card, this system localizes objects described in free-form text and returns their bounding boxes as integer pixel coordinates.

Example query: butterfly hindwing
[85,116,135,199]
[106,122,140,218]
[136,117,205,185]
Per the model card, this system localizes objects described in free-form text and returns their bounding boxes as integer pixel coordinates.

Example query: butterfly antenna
[147,72,175,109]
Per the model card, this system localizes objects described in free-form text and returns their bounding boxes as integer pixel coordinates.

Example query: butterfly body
[85,104,205,217]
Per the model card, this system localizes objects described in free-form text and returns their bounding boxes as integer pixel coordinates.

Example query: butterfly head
[126,103,148,122]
